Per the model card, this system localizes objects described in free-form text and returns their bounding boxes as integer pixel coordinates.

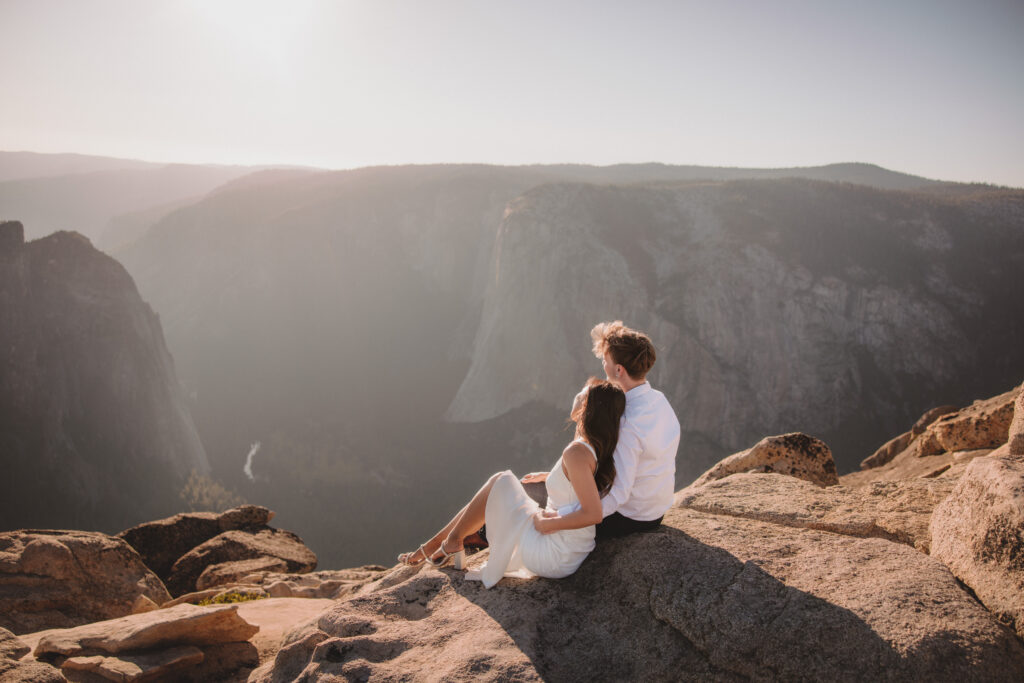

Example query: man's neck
[618,376,646,393]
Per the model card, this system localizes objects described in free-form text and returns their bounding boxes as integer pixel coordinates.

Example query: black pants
[595,511,663,540]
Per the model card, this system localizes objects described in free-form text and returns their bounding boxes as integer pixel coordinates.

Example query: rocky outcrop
[0,225,208,532]
[930,453,1024,638]
[677,472,952,552]
[917,386,1019,457]
[118,505,276,583]
[860,431,913,470]
[166,529,317,596]
[0,530,170,634]
[860,404,957,470]
[253,505,1024,682]
[843,389,1023,486]
[29,603,258,682]
[687,433,838,489]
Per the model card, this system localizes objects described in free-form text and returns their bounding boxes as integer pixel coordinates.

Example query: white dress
[466,439,597,589]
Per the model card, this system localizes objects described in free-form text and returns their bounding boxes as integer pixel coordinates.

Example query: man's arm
[601,423,642,518]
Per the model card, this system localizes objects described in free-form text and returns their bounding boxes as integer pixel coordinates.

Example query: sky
[1,0,1022,186]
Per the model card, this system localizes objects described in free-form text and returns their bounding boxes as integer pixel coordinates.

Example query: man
[588,320,680,539]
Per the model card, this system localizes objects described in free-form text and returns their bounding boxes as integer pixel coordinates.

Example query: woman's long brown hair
[570,377,626,497]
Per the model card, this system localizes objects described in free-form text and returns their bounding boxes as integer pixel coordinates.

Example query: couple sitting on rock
[399,321,681,588]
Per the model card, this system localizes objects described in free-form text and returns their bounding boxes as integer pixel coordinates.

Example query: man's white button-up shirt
[600,382,681,521]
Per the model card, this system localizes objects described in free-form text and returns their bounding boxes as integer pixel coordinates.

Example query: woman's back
[544,439,596,512]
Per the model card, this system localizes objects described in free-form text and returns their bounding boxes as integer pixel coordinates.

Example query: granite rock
[918,386,1019,457]
[253,506,1024,682]
[676,472,953,552]
[0,530,170,634]
[688,433,838,489]
[166,529,316,596]
[930,452,1024,638]
[118,505,277,584]
[196,557,288,591]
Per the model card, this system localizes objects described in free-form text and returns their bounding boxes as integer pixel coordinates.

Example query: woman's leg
[434,471,503,557]
[399,472,501,565]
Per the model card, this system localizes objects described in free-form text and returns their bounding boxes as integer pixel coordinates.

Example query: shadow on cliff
[451,525,903,681]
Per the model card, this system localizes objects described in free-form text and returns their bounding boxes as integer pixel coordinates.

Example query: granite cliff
[450,179,1024,482]
[0,220,208,531]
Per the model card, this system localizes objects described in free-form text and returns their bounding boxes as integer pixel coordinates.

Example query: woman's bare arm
[533,443,601,533]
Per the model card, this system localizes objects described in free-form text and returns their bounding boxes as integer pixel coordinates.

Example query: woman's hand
[532,509,558,534]
[520,472,548,484]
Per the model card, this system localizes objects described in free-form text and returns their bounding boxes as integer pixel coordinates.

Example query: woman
[398,377,625,588]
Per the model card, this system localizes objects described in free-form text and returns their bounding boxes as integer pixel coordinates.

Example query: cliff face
[0,220,208,531]
[449,180,1024,481]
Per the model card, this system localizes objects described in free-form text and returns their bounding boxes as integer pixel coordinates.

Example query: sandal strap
[428,539,463,566]
[399,543,431,566]
[424,542,446,566]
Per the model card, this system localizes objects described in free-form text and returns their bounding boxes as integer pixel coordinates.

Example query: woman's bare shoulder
[562,441,596,469]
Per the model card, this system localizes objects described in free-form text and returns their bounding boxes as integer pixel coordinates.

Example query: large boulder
[166,528,316,596]
[676,472,953,552]
[0,530,170,634]
[253,507,1024,682]
[117,505,276,582]
[930,452,1024,638]
[687,432,838,489]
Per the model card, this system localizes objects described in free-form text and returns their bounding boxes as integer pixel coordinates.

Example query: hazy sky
[2,0,1022,186]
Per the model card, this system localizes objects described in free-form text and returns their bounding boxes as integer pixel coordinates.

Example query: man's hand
[520,472,548,484]
[532,509,558,534]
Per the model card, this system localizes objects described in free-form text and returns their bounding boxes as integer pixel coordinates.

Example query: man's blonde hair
[590,320,656,380]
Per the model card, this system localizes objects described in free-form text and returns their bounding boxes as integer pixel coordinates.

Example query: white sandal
[428,540,465,570]
[397,544,430,567]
